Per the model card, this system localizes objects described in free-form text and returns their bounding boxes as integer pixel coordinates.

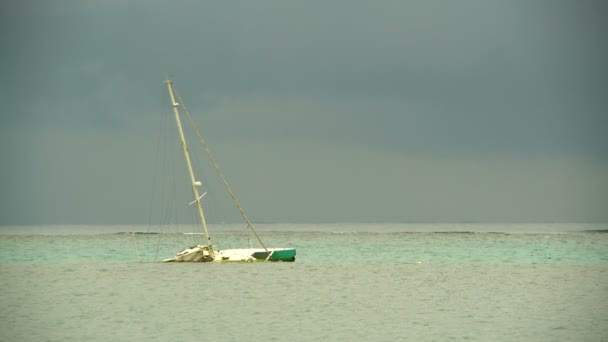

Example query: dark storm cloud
[1,1,606,223]
[3,0,606,156]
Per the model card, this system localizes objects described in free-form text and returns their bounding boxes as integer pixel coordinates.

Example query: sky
[1,0,607,224]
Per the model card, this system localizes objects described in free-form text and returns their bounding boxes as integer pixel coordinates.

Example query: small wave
[113,232,160,235]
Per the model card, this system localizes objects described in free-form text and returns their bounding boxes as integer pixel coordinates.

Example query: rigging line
[131,232,143,262]
[174,89,268,252]
[147,95,164,230]
[150,86,172,262]
[156,94,187,262]
[154,232,162,262]
[155,103,173,262]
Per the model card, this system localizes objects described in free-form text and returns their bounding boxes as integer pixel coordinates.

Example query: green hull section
[252,248,296,262]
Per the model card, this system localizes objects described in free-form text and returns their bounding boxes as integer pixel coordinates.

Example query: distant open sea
[1,223,607,341]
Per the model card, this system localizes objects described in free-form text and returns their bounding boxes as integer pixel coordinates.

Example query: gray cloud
[1,0,606,223]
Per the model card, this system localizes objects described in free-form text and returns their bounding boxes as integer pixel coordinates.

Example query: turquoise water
[1,224,607,341]
[1,224,607,264]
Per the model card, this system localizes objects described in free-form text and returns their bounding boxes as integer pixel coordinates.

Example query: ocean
[1,223,607,341]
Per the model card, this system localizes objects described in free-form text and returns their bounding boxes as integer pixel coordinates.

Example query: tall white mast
[165,80,214,258]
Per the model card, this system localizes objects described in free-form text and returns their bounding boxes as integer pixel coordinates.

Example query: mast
[164,80,214,258]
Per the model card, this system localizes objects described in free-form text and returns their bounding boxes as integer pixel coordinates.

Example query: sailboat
[161,80,296,262]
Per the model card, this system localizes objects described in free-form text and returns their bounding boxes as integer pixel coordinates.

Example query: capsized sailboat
[161,80,296,262]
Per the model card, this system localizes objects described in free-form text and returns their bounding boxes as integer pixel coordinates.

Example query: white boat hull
[162,245,296,262]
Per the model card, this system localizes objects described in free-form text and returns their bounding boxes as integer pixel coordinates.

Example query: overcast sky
[1,0,607,224]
